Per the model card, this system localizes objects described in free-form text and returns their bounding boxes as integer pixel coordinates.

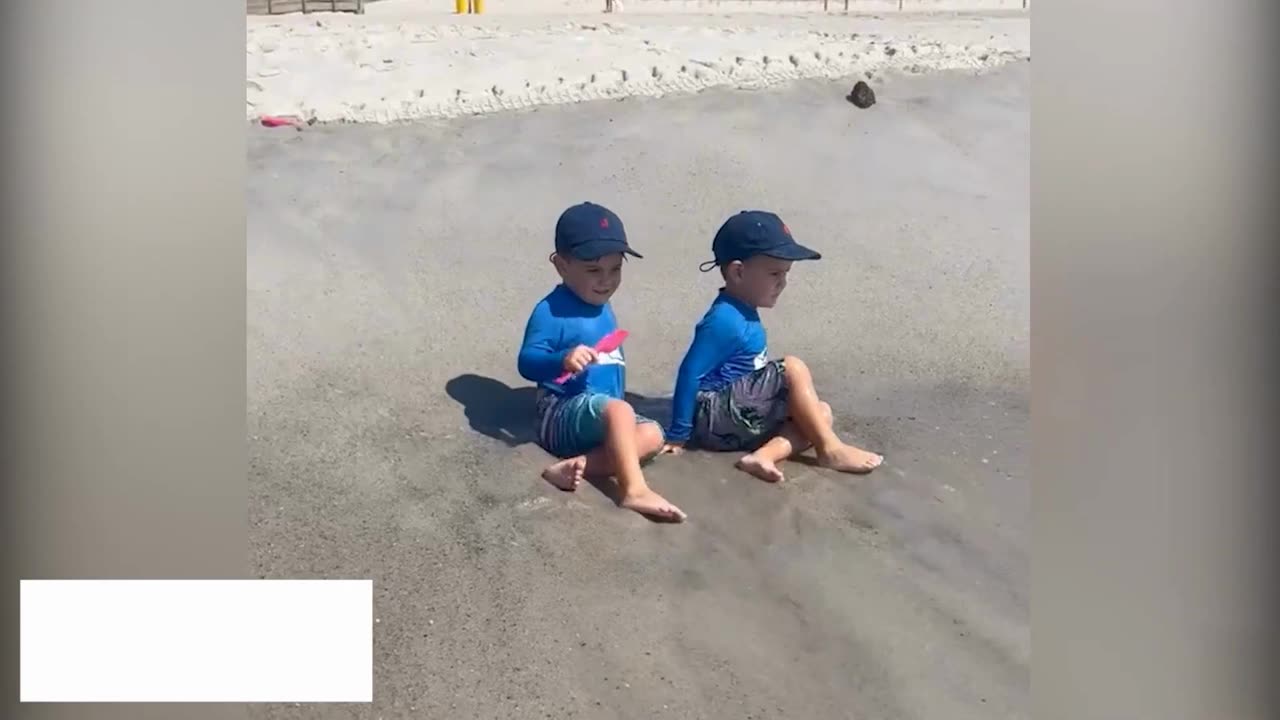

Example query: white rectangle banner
[20,579,373,702]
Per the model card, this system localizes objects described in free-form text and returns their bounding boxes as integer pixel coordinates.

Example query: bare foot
[735,453,785,483]
[541,456,586,491]
[817,443,884,474]
[621,487,687,523]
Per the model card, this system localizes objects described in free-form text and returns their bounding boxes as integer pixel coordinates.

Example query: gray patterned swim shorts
[691,359,790,452]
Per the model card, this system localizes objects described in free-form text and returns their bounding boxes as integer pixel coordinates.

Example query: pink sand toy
[260,115,305,129]
[553,329,629,384]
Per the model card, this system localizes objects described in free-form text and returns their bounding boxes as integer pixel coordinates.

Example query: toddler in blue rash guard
[517,202,686,522]
[660,211,883,483]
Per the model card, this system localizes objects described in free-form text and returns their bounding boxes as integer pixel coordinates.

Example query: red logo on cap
[600,217,610,228]
[782,223,791,236]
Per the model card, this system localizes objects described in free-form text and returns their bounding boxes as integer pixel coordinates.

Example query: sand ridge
[246,3,1029,122]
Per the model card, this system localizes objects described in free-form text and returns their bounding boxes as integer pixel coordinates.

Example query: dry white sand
[246,0,1029,122]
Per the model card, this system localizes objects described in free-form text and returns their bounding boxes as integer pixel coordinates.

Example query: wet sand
[249,64,1029,719]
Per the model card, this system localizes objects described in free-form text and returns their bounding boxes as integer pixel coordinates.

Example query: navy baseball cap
[700,210,821,272]
[554,202,643,261]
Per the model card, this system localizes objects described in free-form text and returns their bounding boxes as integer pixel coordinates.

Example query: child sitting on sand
[660,210,884,483]
[518,202,686,522]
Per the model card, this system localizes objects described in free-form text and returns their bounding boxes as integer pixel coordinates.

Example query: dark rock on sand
[847,80,876,109]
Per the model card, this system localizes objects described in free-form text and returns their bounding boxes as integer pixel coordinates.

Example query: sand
[246,0,1030,122]
[248,60,1029,718]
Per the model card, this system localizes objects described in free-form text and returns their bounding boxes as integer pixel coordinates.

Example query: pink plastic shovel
[553,329,629,384]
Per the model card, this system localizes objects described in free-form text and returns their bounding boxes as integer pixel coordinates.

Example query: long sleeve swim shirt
[518,284,627,399]
[667,290,769,442]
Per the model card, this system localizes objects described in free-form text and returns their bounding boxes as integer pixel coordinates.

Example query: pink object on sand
[553,329,629,384]
[260,114,303,128]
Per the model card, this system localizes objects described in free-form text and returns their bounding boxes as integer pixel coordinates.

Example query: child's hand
[562,345,598,375]
[659,442,684,456]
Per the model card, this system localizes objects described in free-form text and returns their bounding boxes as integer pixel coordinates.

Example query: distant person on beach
[660,211,884,483]
[518,202,686,522]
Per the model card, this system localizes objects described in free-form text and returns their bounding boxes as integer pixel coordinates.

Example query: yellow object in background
[455,0,467,13]
[472,0,484,13]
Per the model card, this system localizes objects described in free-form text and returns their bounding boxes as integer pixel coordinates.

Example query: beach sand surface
[248,62,1029,719]
[247,0,1029,121]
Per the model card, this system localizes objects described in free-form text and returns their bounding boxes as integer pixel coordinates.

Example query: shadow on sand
[444,374,539,447]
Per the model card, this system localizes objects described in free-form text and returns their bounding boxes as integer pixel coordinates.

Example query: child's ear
[726,260,745,282]
[550,252,569,276]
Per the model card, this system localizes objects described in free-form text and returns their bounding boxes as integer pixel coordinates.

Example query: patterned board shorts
[535,390,663,459]
[691,359,790,452]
